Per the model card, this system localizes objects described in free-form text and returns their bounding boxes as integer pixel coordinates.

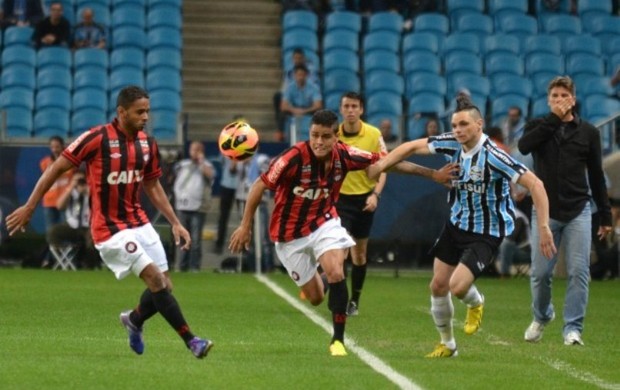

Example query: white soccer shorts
[95,223,168,279]
[275,218,355,286]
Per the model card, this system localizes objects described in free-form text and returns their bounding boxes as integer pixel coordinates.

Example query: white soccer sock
[431,294,455,349]
[461,285,484,308]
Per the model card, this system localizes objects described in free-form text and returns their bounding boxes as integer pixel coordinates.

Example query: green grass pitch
[1,268,619,390]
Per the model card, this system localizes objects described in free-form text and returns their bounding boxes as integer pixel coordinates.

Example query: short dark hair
[117,86,149,109]
[340,91,364,108]
[312,110,339,129]
[454,94,482,119]
[49,135,64,145]
[293,64,308,74]
[292,48,305,56]
[486,126,504,142]
[548,75,575,96]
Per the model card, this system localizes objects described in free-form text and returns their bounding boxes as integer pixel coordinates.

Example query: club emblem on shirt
[469,165,483,182]
[125,241,137,253]
[291,271,300,281]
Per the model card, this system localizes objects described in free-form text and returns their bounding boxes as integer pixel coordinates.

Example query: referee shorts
[336,192,375,239]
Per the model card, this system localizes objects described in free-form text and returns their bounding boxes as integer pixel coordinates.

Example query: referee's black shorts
[430,222,503,279]
[336,192,375,239]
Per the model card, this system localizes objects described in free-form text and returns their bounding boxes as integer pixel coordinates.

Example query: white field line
[256,274,422,390]
[413,306,620,390]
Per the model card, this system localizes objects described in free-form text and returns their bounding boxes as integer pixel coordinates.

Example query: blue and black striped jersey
[428,133,528,238]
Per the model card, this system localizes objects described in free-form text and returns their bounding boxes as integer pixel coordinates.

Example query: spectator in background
[1,0,44,29]
[274,48,318,141]
[280,64,322,141]
[519,76,612,346]
[32,1,70,48]
[40,136,74,237]
[173,141,215,272]
[48,171,100,269]
[379,118,399,150]
[72,7,106,49]
[214,156,240,254]
[424,117,441,137]
[486,126,511,154]
[499,106,526,148]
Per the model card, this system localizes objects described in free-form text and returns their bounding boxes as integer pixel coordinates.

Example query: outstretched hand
[5,205,34,236]
[229,226,252,253]
[433,163,460,188]
[172,223,191,251]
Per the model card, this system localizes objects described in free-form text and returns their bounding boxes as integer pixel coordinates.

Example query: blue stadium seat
[603,36,620,61]
[368,11,403,34]
[147,48,181,72]
[73,88,109,112]
[5,107,33,138]
[150,90,181,112]
[489,0,528,28]
[323,92,342,112]
[407,116,443,140]
[407,93,445,116]
[584,96,620,118]
[323,49,359,73]
[402,32,439,56]
[532,73,558,97]
[71,108,107,134]
[37,47,72,70]
[483,34,520,56]
[403,52,441,76]
[36,87,71,111]
[534,0,572,14]
[37,68,72,91]
[0,88,34,110]
[110,68,145,91]
[523,34,562,60]
[366,92,402,117]
[147,69,181,93]
[441,32,480,57]
[34,108,70,138]
[113,26,147,50]
[147,7,181,30]
[74,48,109,72]
[406,73,446,100]
[366,71,404,96]
[283,10,318,33]
[76,0,109,6]
[74,68,108,92]
[364,50,399,75]
[55,0,76,25]
[1,66,36,89]
[447,0,485,26]
[608,53,620,77]
[448,73,490,97]
[457,13,493,42]
[114,0,146,6]
[363,31,400,54]
[543,14,582,41]
[577,76,614,101]
[485,53,524,77]
[323,69,359,95]
[148,0,181,11]
[3,26,34,48]
[589,15,620,42]
[491,75,532,99]
[444,52,482,76]
[413,13,449,46]
[113,5,147,30]
[366,114,401,140]
[564,34,602,60]
[566,53,605,78]
[578,0,612,27]
[526,53,565,77]
[77,4,111,27]
[531,97,549,118]
[496,13,538,44]
[151,110,179,140]
[325,11,361,33]
[282,30,318,53]
[111,48,145,71]
[2,46,36,69]
[491,95,529,124]
[323,30,358,53]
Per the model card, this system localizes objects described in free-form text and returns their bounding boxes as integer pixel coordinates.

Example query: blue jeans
[178,210,205,271]
[529,203,591,336]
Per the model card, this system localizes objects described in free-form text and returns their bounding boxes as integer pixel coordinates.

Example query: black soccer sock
[129,289,158,328]
[328,279,348,343]
[350,263,367,304]
[321,273,329,294]
[151,289,195,344]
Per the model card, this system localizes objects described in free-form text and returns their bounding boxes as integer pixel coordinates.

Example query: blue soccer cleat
[119,310,144,355]
[188,336,214,359]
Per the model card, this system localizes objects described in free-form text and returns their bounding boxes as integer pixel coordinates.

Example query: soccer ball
[218,121,259,161]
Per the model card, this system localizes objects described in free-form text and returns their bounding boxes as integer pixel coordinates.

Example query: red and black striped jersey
[62,119,162,244]
[261,141,381,243]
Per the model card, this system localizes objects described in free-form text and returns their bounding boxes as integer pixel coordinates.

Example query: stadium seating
[323,49,359,73]
[542,14,582,41]
[448,73,490,98]
[366,92,403,117]
[325,11,362,33]
[323,30,358,53]
[407,93,445,116]
[113,6,147,30]
[444,52,483,76]
[366,71,404,96]
[110,68,145,91]
[323,69,360,96]
[364,50,400,74]
[113,26,147,50]
[323,92,342,112]
[146,69,182,93]
[406,73,446,100]
[523,35,562,60]
[74,48,109,72]
[413,13,449,46]
[485,53,524,78]
[458,13,494,42]
[150,90,181,112]
[588,15,620,42]
[111,48,146,71]
[146,26,182,51]
[73,88,108,112]
[0,88,34,111]
[74,69,109,92]
[77,3,111,27]
[37,68,72,91]
[3,26,35,48]
[150,110,179,140]
[36,88,71,111]
[363,31,400,54]
[147,7,181,30]
[402,32,439,56]
[37,47,72,70]
[484,34,520,57]
[1,66,36,90]
[497,13,538,44]
[403,52,441,77]
[491,75,532,99]
[447,0,485,27]
[489,0,528,26]
[34,108,71,138]
[148,0,181,11]
[566,53,605,78]
[282,30,318,53]
[368,11,403,35]
[2,46,36,69]
[578,0,612,32]
[5,107,33,138]
[491,95,529,124]
[441,32,480,57]
[526,53,565,77]
[531,97,549,118]
[147,48,182,72]
[71,108,108,134]
[283,10,318,33]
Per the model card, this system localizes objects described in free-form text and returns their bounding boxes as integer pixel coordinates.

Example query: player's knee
[429,278,449,296]
[324,268,344,283]
[309,294,324,306]
[145,271,167,292]
[449,280,469,299]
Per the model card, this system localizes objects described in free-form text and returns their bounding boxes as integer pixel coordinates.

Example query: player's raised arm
[6,155,74,236]
[367,138,434,180]
[229,178,268,253]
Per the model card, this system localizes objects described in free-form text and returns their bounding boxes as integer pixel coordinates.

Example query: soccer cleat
[425,343,458,358]
[464,302,484,335]
[346,301,359,317]
[329,340,347,357]
[188,337,214,359]
[119,310,144,355]
[564,331,584,346]
[524,312,555,343]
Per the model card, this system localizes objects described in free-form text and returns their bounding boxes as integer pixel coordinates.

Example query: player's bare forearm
[519,171,557,258]
[26,156,74,209]
[239,179,267,229]
[381,139,430,171]
[143,179,181,226]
